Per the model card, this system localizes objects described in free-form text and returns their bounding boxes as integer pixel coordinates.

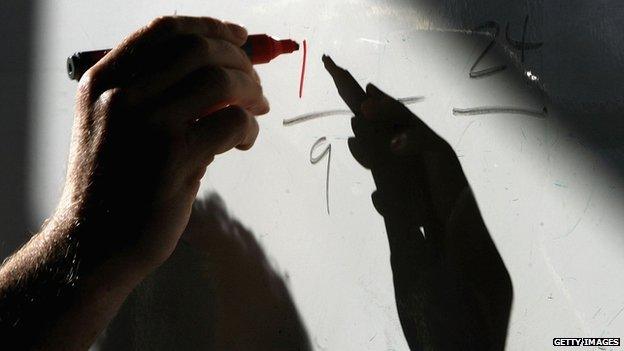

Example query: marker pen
[66,34,299,81]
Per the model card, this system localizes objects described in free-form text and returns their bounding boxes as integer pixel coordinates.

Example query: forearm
[0,15,263,351]
[0,213,150,350]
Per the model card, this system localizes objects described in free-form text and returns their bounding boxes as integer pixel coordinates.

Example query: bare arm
[0,15,268,350]
[0,215,151,349]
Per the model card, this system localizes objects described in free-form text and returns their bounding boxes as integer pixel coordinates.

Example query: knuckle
[148,16,177,33]
[76,69,109,104]
[76,70,98,98]
[76,87,127,138]
[205,18,226,37]
[97,87,127,113]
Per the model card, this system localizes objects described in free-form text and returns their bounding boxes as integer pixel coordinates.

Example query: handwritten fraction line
[452,106,547,118]
[397,96,426,104]
[283,109,351,126]
[283,96,425,126]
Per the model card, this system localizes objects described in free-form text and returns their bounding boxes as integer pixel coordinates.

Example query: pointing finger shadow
[324,55,513,351]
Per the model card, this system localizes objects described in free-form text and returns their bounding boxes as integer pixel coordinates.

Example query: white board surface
[29,1,624,349]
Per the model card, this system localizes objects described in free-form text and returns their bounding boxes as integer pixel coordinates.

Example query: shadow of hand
[98,194,311,351]
[324,55,513,351]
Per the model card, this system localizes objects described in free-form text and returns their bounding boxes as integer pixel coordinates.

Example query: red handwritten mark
[299,40,307,98]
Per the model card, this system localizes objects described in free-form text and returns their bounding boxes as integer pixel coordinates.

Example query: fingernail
[227,22,247,40]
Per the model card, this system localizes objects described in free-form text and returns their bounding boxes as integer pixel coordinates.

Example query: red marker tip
[277,39,299,53]
[243,34,299,64]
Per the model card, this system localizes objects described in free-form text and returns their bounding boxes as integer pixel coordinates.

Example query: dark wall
[0,1,33,260]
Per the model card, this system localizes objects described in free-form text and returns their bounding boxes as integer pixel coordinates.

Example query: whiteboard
[29,0,624,349]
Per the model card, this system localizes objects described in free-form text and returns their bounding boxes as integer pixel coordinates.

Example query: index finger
[322,55,366,114]
[86,16,248,91]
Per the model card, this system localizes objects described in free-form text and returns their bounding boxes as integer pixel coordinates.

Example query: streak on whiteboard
[358,38,384,45]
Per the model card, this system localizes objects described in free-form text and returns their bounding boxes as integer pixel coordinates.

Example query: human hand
[56,16,269,275]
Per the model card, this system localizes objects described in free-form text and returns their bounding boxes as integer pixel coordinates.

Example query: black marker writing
[505,15,543,63]
[397,96,426,104]
[470,21,507,78]
[462,17,545,117]
[283,96,424,126]
[452,106,547,118]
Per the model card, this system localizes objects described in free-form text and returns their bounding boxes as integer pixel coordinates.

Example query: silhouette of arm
[324,56,512,350]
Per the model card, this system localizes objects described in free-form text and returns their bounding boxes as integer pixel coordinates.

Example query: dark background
[0,1,33,260]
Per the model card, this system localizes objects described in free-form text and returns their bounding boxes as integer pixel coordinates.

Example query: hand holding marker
[67,34,299,80]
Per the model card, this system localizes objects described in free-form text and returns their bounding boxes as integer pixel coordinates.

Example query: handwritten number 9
[310,137,332,215]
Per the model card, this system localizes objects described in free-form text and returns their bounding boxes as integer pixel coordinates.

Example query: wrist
[421,145,470,223]
[44,209,156,292]
[4,211,156,349]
